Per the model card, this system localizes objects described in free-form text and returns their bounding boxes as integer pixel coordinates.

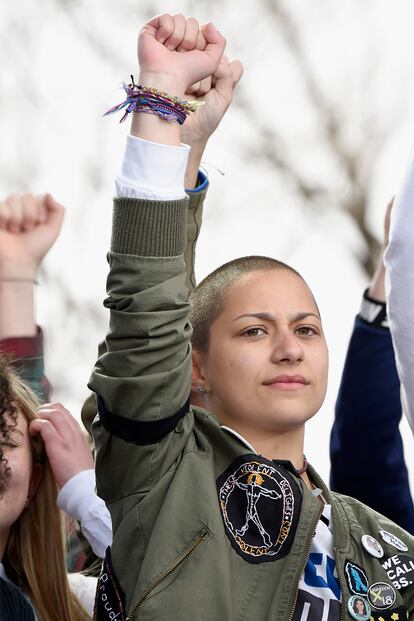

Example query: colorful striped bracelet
[104,76,204,125]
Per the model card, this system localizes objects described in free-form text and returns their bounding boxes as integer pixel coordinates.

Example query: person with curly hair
[0,353,90,620]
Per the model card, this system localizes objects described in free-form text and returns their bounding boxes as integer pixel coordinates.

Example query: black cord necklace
[295,455,308,476]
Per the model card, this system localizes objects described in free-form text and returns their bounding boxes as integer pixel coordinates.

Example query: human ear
[25,462,44,508]
[191,349,211,396]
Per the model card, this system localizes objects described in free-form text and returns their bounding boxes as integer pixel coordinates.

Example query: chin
[266,410,316,431]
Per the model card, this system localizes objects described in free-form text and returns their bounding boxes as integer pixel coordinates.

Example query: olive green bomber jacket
[82,184,206,433]
[90,195,414,620]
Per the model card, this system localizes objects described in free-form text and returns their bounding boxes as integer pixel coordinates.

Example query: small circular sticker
[368,582,396,610]
[347,595,371,620]
[361,534,384,558]
[379,530,409,552]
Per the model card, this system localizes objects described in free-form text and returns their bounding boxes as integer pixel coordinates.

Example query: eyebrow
[233,311,321,322]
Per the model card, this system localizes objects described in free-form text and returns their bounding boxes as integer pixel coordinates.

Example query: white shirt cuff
[115,134,190,200]
[57,469,112,558]
[57,468,99,522]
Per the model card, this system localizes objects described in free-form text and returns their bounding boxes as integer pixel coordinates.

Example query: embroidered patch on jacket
[216,454,301,564]
[381,554,414,591]
[344,560,369,596]
[368,582,396,610]
[94,547,126,621]
[368,605,409,620]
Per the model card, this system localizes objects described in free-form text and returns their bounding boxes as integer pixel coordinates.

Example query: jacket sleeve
[89,196,194,505]
[184,174,207,291]
[82,184,207,434]
[330,316,414,534]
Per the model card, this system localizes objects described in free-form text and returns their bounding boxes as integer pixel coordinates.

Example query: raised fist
[181,55,244,147]
[138,14,226,96]
[0,193,65,278]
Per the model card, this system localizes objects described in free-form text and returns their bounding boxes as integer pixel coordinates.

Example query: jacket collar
[220,426,257,453]
[220,424,351,548]
[221,426,311,478]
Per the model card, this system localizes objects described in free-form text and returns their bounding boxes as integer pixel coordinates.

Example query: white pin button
[347,595,371,620]
[379,530,408,552]
[361,534,384,558]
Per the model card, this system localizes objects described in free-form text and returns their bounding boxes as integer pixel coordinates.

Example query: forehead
[223,269,319,317]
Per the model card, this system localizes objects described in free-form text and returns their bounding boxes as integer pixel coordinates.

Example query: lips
[263,375,308,389]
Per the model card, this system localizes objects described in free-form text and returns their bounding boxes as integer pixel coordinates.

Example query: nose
[270,329,304,365]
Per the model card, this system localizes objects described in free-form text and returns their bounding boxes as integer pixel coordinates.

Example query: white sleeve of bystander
[384,146,414,435]
[57,468,112,559]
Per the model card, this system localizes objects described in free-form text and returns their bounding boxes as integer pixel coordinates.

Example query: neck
[227,422,313,490]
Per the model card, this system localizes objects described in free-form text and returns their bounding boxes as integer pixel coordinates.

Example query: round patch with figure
[216,454,302,564]
[347,595,372,620]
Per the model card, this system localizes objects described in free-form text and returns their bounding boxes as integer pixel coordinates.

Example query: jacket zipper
[126,527,210,620]
[333,547,345,621]
[287,505,323,621]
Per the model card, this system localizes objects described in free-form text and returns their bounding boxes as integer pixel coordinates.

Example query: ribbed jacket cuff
[111,197,188,256]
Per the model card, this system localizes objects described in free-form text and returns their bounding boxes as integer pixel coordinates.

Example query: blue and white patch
[344,561,369,597]
[292,506,341,620]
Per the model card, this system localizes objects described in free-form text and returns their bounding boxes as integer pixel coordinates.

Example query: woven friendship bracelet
[104,76,204,125]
